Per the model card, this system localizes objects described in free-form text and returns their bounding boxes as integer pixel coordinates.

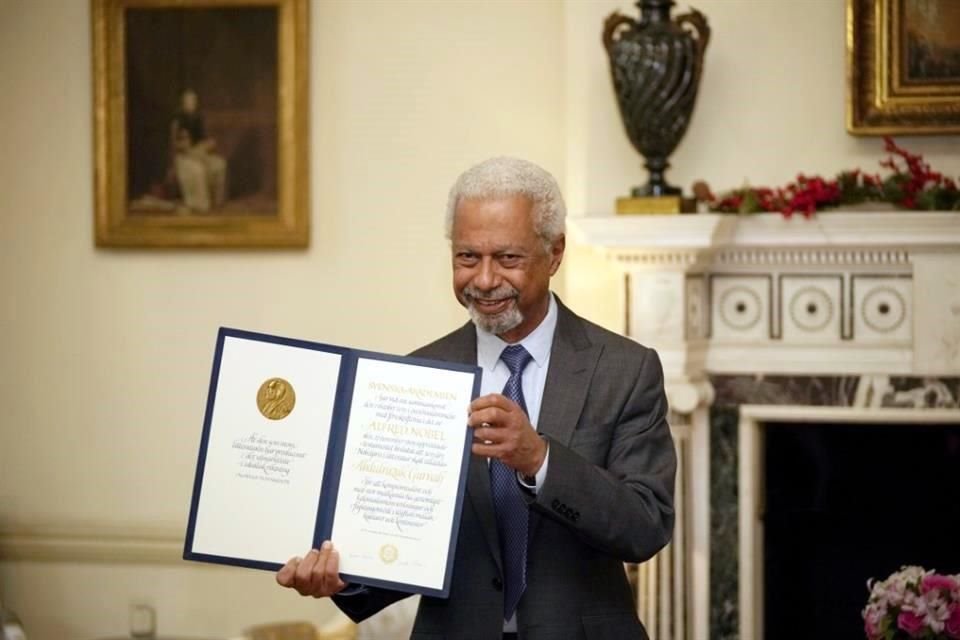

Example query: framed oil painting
[92,0,309,247]
[847,0,960,135]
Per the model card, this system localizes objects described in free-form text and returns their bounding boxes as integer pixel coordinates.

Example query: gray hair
[445,157,566,249]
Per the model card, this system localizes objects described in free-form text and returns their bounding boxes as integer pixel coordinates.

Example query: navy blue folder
[184,327,481,598]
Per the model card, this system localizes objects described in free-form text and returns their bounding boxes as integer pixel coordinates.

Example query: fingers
[472,420,526,461]
[469,393,517,415]
[468,394,530,456]
[467,394,543,472]
[480,421,493,446]
[279,541,346,598]
[471,421,500,445]
[276,555,301,587]
[467,395,524,432]
[473,422,547,475]
[472,421,527,449]
[323,546,346,594]
[471,439,500,459]
[293,547,321,592]
[466,403,500,430]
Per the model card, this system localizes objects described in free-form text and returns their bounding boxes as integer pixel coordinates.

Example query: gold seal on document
[379,543,398,564]
[256,377,296,420]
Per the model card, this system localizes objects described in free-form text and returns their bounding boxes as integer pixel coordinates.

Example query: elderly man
[277,157,676,640]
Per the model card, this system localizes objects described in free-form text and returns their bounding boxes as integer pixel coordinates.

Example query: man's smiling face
[451,194,563,343]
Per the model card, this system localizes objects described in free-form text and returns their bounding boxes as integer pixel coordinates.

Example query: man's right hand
[275,540,347,598]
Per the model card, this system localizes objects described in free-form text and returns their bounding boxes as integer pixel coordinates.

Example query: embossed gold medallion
[379,543,398,564]
[256,377,296,420]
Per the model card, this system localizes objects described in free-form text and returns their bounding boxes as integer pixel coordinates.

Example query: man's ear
[548,234,565,275]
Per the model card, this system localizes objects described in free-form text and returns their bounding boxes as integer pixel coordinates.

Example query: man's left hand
[468,393,546,477]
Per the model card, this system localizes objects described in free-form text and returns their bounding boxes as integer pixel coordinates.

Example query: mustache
[462,284,519,303]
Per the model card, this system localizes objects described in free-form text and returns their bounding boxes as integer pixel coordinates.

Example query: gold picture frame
[92,0,309,247]
[846,0,960,135]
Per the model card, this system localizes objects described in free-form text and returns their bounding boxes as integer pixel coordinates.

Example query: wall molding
[0,523,185,565]
[714,247,911,267]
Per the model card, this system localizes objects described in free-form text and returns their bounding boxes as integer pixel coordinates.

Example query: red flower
[921,574,958,593]
[706,137,958,217]
[945,603,960,639]
[898,611,925,637]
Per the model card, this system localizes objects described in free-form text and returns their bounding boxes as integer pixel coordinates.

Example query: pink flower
[910,588,950,633]
[946,603,960,639]
[863,605,885,640]
[922,574,958,594]
[898,610,926,637]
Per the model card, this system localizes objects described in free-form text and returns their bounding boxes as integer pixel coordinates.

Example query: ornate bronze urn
[604,0,710,203]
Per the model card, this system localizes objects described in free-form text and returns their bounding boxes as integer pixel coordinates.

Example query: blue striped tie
[491,344,534,620]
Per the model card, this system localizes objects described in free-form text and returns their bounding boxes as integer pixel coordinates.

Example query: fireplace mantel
[569,211,960,640]
[570,211,960,381]
[571,210,960,250]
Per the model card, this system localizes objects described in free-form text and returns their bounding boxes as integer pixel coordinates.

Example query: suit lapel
[537,300,602,449]
[432,321,477,365]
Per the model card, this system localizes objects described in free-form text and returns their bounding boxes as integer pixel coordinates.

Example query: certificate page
[330,357,475,594]
[189,336,342,566]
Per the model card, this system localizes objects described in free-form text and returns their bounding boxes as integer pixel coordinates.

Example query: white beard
[462,284,523,336]
[466,300,523,336]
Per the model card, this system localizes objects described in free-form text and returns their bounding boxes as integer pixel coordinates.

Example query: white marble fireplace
[571,211,960,640]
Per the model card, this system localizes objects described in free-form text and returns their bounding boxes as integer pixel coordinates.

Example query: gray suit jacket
[334,300,676,640]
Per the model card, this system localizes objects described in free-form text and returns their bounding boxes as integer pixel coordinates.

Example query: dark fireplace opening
[763,422,960,640]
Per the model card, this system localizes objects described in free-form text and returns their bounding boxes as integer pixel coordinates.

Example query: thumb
[275,556,301,587]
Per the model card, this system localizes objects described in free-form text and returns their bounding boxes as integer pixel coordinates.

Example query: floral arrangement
[696,137,960,218]
[862,565,960,639]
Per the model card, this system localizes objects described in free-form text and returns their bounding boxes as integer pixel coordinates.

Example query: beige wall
[1,0,958,638]
[0,1,563,637]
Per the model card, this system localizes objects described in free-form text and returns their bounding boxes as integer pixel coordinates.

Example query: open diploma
[184,328,480,598]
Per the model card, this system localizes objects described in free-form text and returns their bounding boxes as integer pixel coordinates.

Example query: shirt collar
[476,293,557,370]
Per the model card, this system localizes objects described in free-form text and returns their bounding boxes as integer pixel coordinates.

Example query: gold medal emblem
[379,543,398,564]
[256,377,296,420]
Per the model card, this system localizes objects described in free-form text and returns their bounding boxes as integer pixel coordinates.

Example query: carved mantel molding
[571,211,960,380]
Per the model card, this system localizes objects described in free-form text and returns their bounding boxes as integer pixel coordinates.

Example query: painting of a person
[904,0,960,82]
[171,89,228,212]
